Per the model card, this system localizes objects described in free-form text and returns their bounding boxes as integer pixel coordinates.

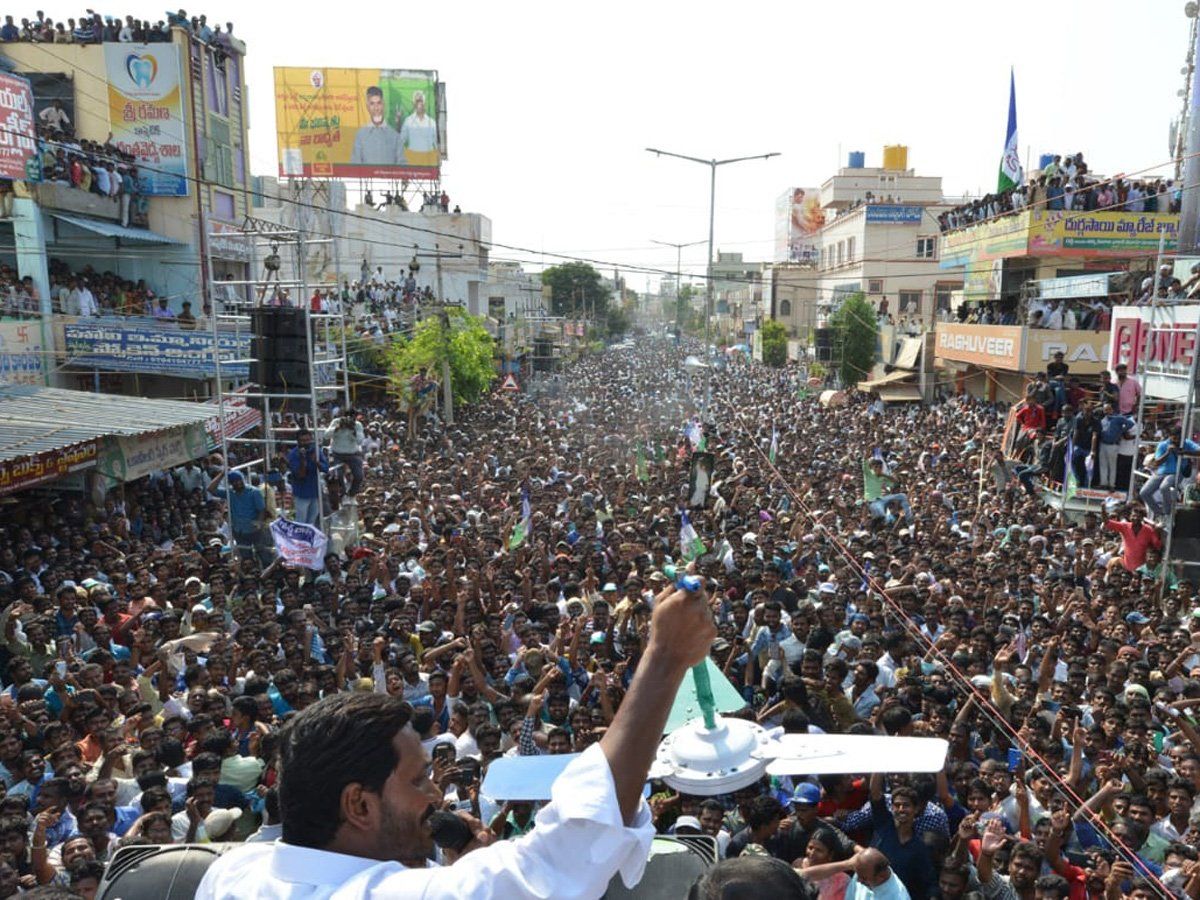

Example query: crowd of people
[937,153,1181,234]
[0,10,237,49]
[0,259,187,323]
[0,338,1199,898]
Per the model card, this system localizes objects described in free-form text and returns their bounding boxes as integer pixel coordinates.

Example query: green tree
[606,304,632,337]
[760,319,788,368]
[540,262,611,318]
[828,292,879,386]
[386,309,495,405]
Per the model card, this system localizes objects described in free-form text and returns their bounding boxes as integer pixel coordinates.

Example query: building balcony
[933,321,1109,375]
[939,209,1179,270]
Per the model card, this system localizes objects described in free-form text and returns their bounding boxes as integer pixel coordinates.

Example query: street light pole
[650,238,706,336]
[646,148,780,353]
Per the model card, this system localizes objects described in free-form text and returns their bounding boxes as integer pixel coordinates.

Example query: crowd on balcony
[0,10,237,48]
[0,258,194,324]
[33,128,145,227]
[937,154,1182,234]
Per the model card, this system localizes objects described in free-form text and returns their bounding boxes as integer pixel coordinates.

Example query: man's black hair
[278,692,413,848]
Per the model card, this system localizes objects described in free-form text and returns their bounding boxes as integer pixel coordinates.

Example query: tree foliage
[540,262,611,318]
[606,304,632,337]
[829,292,879,386]
[386,309,495,405]
[760,319,788,368]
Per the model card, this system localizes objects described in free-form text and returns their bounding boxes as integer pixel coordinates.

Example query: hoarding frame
[274,67,444,181]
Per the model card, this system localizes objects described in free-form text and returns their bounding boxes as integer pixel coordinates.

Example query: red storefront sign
[0,442,98,495]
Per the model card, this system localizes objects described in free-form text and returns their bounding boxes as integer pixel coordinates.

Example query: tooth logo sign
[125,55,158,88]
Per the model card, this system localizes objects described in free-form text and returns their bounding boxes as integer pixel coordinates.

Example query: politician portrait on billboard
[350,85,406,166]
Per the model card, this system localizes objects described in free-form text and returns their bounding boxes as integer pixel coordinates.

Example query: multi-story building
[933,193,1178,401]
[1,25,253,396]
[809,147,962,328]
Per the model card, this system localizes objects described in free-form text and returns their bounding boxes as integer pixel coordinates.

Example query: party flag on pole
[680,510,707,562]
[508,486,532,549]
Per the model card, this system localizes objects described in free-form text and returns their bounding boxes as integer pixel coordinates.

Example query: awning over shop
[0,385,217,493]
[51,213,184,245]
[857,369,918,391]
[877,385,923,402]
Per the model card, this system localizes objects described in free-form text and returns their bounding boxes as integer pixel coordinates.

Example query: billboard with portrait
[774,188,825,264]
[104,43,189,196]
[274,67,442,180]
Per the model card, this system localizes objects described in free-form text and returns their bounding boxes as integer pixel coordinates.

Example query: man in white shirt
[75,280,99,317]
[197,581,716,900]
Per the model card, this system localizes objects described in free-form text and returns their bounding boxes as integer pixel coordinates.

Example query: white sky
[32,0,1194,289]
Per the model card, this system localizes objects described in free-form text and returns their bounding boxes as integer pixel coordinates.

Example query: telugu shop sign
[0,442,98,495]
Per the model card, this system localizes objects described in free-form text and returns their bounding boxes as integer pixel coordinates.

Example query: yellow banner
[274,67,440,180]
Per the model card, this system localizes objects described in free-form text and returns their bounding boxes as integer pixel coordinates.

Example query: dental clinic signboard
[104,43,189,196]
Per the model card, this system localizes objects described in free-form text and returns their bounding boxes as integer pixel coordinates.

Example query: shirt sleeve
[981,871,1020,900]
[348,743,655,900]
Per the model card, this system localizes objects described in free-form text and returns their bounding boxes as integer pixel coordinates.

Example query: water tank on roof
[847,151,865,169]
[882,145,908,171]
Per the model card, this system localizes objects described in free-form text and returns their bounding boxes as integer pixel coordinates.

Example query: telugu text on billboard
[274,67,442,180]
[1028,210,1179,257]
[0,73,37,182]
[104,43,189,196]
[775,188,824,264]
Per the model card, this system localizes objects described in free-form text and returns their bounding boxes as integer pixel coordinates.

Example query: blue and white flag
[269,518,328,570]
[998,69,1022,192]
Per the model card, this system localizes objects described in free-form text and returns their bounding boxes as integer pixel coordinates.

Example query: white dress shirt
[195,742,654,900]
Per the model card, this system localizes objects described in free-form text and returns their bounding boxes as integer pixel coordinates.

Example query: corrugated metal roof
[51,213,185,245]
[0,385,216,462]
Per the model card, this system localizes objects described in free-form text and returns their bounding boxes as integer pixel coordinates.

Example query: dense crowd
[0,339,1199,898]
[0,10,238,48]
[938,153,1181,234]
[0,259,186,323]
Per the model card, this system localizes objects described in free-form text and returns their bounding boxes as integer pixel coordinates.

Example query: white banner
[269,517,328,570]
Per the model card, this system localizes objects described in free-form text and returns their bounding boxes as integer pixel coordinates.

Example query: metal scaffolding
[205,215,352,552]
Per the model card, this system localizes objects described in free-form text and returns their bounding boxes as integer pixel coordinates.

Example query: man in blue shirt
[208,470,270,563]
[865,773,931,899]
[1097,402,1134,490]
[285,429,328,526]
[1140,428,1200,519]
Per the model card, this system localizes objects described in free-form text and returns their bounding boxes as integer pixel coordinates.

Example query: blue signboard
[64,321,250,379]
[865,205,924,224]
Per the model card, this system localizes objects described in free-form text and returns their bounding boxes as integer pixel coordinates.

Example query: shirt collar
[269,842,400,885]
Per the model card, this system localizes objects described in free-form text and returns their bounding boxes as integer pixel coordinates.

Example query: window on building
[868,278,884,294]
[898,290,922,313]
[779,299,792,317]
[916,237,937,259]
[212,190,235,222]
[935,287,952,313]
[836,241,844,265]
